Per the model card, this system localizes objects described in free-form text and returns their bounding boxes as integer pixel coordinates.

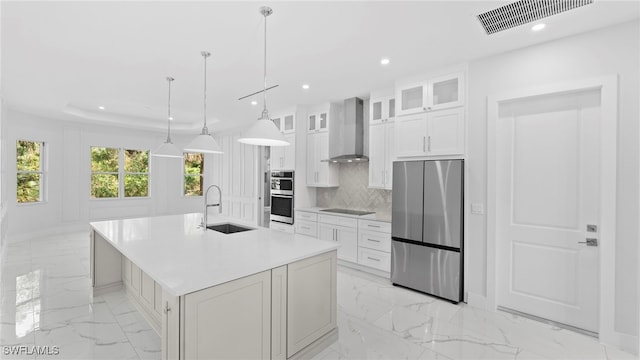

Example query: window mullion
[119,148,124,199]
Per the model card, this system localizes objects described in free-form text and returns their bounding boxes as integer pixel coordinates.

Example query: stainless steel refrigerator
[391,160,463,303]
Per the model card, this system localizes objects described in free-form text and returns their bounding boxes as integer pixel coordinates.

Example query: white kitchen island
[90,213,339,360]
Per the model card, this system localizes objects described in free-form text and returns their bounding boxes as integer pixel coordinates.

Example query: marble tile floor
[0,232,636,360]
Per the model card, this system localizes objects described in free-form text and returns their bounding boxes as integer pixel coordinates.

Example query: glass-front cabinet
[396,72,464,116]
[272,113,295,134]
[307,111,328,133]
[369,96,396,125]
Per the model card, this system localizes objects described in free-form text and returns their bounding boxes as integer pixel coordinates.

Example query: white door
[496,89,601,333]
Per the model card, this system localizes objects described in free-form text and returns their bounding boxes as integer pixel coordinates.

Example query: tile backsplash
[316,162,392,217]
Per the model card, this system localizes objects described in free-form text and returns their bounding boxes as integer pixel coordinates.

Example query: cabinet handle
[164,302,171,357]
[428,136,431,152]
[367,257,381,262]
[368,238,381,243]
[367,224,381,228]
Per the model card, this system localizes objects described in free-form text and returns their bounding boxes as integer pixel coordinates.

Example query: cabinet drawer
[358,230,391,253]
[318,214,357,228]
[358,219,391,233]
[358,248,391,272]
[296,220,317,237]
[296,211,318,222]
[271,222,295,234]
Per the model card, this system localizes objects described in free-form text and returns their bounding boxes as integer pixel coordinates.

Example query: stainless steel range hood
[322,97,368,163]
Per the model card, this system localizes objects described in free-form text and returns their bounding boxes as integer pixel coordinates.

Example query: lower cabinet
[319,223,357,263]
[287,251,337,356]
[121,256,163,333]
[174,251,337,360]
[318,214,358,263]
[183,270,272,360]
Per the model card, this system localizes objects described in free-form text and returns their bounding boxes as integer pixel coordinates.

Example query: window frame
[90,146,151,200]
[183,152,205,197]
[16,140,47,205]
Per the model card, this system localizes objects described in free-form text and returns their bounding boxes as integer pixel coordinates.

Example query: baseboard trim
[337,259,390,279]
[605,331,639,355]
[124,285,162,336]
[93,281,123,297]
[288,327,338,360]
[466,292,491,311]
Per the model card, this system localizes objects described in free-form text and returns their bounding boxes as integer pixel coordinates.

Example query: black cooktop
[320,208,375,216]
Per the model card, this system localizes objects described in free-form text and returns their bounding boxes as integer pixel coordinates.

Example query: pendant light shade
[238,6,289,147]
[184,51,223,154]
[152,77,183,158]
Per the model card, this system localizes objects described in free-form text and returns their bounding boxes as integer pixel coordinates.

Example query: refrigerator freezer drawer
[391,241,461,303]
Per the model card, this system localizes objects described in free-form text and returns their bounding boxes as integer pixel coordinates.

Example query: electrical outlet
[471,203,484,215]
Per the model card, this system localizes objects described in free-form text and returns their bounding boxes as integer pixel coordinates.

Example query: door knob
[578,238,598,247]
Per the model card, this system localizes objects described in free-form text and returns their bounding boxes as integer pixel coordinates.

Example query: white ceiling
[2,1,639,134]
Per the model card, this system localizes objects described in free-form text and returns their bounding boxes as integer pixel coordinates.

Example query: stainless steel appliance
[391,160,464,303]
[270,171,294,224]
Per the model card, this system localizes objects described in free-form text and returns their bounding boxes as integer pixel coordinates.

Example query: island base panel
[91,230,123,295]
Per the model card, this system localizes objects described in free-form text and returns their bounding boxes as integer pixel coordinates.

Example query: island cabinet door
[182,270,271,360]
[287,251,337,357]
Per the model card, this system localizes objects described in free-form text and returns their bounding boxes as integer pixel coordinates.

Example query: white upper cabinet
[368,122,394,189]
[396,72,464,116]
[307,111,329,133]
[306,132,338,187]
[394,107,464,157]
[270,133,295,171]
[272,113,295,134]
[369,96,396,125]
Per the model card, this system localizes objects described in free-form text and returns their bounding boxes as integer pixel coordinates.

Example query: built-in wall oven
[270,171,294,224]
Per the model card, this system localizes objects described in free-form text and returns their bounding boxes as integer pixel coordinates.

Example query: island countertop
[90,213,339,297]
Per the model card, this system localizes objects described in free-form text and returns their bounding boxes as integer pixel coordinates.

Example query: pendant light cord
[201,51,211,134]
[166,77,174,143]
[261,8,270,119]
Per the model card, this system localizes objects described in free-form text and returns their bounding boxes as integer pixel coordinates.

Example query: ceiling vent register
[477,0,594,35]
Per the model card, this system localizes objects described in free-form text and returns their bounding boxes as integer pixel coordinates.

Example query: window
[91,147,149,199]
[16,140,45,203]
[184,152,204,196]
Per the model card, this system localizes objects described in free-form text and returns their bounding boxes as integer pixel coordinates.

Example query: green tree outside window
[16,140,44,203]
[184,153,204,196]
[91,147,149,198]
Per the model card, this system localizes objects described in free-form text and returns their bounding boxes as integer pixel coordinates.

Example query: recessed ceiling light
[169,116,174,121]
[98,106,105,110]
[302,84,310,90]
[531,23,546,31]
[251,100,258,106]
[380,58,390,65]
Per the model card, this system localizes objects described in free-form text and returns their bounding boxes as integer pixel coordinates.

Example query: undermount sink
[206,223,254,234]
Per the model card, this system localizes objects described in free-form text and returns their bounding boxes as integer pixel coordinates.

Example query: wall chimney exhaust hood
[322,97,368,163]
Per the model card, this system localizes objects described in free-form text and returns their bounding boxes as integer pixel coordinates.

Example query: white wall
[466,20,639,341]
[4,109,204,238]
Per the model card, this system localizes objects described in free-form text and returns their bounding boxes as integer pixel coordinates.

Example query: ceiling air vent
[477,0,594,35]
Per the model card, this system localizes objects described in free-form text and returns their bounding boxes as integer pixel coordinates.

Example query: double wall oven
[270,171,294,224]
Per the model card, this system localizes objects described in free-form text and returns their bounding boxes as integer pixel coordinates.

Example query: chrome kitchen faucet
[202,184,222,228]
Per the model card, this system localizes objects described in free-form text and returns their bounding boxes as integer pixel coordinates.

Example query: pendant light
[238,6,289,147]
[184,51,223,154]
[151,77,182,158]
